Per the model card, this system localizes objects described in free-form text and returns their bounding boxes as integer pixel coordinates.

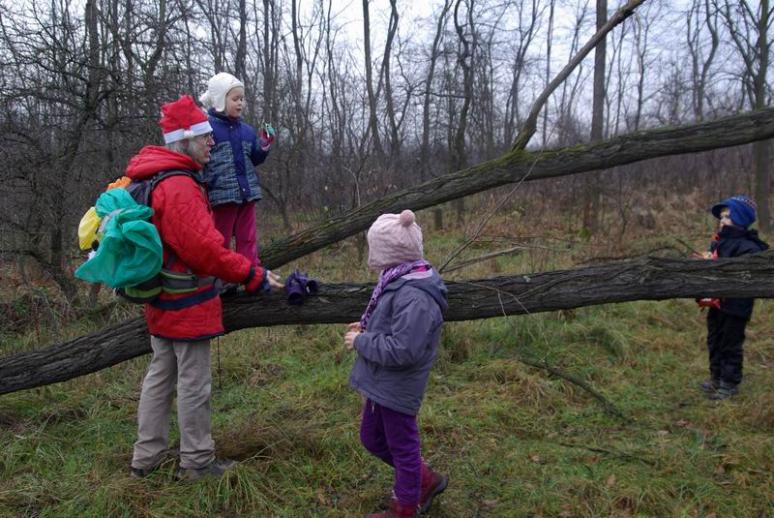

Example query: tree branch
[1,252,772,396]
[260,107,774,269]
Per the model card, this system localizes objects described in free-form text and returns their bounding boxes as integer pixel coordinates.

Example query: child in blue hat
[700,195,768,400]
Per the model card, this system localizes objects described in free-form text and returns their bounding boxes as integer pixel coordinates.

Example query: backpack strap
[129,170,219,298]
[126,169,198,207]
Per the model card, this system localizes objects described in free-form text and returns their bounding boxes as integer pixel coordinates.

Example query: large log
[1,253,772,395]
[260,108,774,268]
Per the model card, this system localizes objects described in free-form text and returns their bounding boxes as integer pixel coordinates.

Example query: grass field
[0,201,771,517]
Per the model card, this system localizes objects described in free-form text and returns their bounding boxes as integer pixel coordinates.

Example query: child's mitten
[259,123,276,151]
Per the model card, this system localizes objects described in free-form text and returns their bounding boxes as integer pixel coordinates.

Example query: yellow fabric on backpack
[77,206,101,251]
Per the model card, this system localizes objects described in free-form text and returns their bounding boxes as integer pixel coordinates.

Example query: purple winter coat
[349,270,448,415]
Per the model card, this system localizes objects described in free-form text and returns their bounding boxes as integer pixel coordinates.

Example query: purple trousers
[360,399,421,507]
[211,201,259,266]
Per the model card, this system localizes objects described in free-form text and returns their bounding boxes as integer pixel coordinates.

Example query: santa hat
[159,95,212,144]
[199,72,245,113]
[367,210,424,270]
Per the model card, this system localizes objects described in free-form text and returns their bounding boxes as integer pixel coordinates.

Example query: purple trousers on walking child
[360,399,421,507]
[211,201,259,266]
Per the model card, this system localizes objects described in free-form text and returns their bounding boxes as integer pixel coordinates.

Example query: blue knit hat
[711,195,757,228]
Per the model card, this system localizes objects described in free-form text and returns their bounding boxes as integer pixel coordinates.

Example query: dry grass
[0,192,772,516]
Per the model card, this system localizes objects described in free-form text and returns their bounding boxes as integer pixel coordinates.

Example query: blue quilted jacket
[202,110,270,206]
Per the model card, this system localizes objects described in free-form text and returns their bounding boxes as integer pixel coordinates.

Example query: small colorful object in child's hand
[259,123,276,150]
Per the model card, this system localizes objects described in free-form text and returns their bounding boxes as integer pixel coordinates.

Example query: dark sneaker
[176,458,237,481]
[130,448,179,479]
[707,382,738,400]
[699,378,719,393]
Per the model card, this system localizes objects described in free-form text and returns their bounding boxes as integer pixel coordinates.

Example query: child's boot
[707,381,738,400]
[366,498,418,518]
[419,461,448,513]
[699,378,719,393]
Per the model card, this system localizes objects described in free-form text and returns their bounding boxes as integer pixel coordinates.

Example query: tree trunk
[234,0,247,80]
[420,1,452,182]
[2,252,772,396]
[451,0,475,225]
[584,0,607,234]
[260,108,774,269]
[753,0,770,231]
[362,0,384,157]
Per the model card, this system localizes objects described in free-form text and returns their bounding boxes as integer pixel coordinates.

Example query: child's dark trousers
[706,307,747,386]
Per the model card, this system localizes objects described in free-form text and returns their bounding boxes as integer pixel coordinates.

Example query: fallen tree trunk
[1,252,773,395]
[261,108,774,268]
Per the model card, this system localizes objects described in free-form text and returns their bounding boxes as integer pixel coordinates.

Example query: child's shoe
[707,381,738,400]
[699,378,719,393]
[366,498,418,518]
[419,462,448,513]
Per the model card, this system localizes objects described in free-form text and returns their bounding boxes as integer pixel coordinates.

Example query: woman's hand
[266,270,284,290]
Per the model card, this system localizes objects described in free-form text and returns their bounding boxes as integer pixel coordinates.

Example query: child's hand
[259,123,275,150]
[346,322,362,333]
[344,330,360,351]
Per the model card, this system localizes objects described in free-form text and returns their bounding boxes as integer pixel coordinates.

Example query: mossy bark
[261,108,774,268]
[2,252,772,395]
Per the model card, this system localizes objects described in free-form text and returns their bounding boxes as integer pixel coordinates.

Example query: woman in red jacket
[127,96,282,481]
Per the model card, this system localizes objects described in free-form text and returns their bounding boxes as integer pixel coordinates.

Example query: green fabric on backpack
[74,188,163,288]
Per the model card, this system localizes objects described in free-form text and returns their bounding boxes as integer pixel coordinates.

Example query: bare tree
[504,0,542,147]
[582,0,607,234]
[420,0,452,182]
[451,0,477,223]
[686,0,720,121]
[362,0,384,157]
[717,0,772,230]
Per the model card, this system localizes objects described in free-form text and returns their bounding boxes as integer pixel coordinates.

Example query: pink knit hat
[367,210,424,270]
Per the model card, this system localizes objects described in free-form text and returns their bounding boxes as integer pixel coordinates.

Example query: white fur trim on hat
[199,72,245,113]
[367,209,424,270]
[163,120,213,144]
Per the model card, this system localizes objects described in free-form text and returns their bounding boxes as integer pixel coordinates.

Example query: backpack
[75,170,216,304]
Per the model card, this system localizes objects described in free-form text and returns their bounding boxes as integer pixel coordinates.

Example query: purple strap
[360,260,429,330]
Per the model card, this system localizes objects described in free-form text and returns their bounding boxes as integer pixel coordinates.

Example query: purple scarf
[360,259,430,330]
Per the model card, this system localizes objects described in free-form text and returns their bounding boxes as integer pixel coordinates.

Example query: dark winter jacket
[202,110,269,206]
[349,270,448,416]
[710,226,769,319]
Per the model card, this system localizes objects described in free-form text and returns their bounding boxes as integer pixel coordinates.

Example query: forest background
[0,0,772,297]
[0,0,772,516]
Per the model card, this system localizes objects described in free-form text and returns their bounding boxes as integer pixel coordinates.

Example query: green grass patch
[1,212,772,516]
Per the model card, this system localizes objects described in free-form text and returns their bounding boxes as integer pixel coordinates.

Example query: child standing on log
[199,73,275,268]
[699,195,768,400]
[344,210,449,517]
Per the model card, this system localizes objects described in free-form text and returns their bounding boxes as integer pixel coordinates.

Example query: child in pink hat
[345,210,449,517]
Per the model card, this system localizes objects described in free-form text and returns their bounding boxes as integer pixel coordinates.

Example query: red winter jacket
[125,145,262,340]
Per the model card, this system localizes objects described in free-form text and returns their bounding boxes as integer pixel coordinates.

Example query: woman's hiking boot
[175,458,237,481]
[366,498,418,518]
[129,447,179,479]
[419,462,448,513]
